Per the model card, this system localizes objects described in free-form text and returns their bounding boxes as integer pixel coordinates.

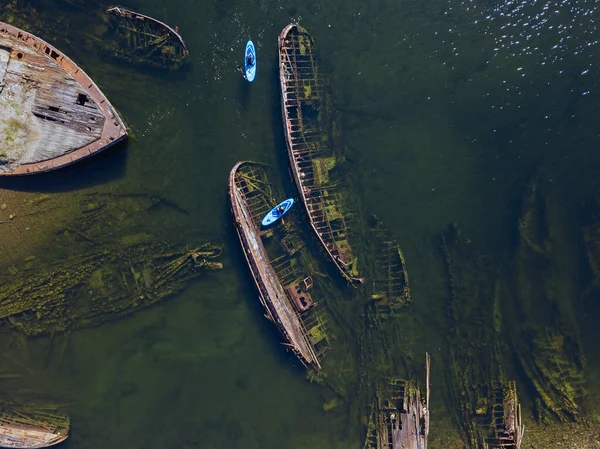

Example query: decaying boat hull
[278,24,361,284]
[441,224,524,448]
[229,161,321,368]
[0,406,69,448]
[369,215,411,317]
[105,6,189,69]
[363,354,430,449]
[0,242,222,336]
[0,22,127,175]
[511,178,585,423]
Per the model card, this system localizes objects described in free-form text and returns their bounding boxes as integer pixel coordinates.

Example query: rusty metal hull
[229,161,321,368]
[278,24,362,285]
[0,22,127,175]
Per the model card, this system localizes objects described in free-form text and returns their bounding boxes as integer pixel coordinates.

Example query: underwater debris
[363,354,430,449]
[511,178,585,423]
[517,177,549,256]
[279,24,362,285]
[0,242,222,336]
[0,21,127,175]
[0,403,69,448]
[105,6,189,69]
[368,215,410,318]
[229,161,331,368]
[440,224,524,449]
[55,191,189,247]
[582,199,600,280]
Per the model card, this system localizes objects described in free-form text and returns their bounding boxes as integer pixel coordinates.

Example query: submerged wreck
[105,6,189,69]
[369,216,411,318]
[441,224,524,449]
[510,178,585,423]
[363,354,430,449]
[0,22,127,175]
[0,242,222,336]
[278,24,362,285]
[0,405,68,448]
[229,161,329,368]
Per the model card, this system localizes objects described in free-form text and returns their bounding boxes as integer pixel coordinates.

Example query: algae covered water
[1,0,600,448]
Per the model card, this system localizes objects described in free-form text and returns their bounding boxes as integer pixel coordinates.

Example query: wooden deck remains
[278,24,362,285]
[364,354,430,449]
[0,407,69,448]
[229,161,322,368]
[480,381,524,449]
[106,6,189,69]
[0,22,127,175]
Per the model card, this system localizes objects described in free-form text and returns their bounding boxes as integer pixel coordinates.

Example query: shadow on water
[236,75,252,108]
[0,140,128,192]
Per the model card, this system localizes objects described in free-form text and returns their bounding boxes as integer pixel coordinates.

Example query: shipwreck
[0,242,222,336]
[105,6,189,69]
[441,223,525,449]
[0,405,69,448]
[278,24,362,285]
[229,161,329,368]
[363,354,430,449]
[0,22,127,175]
[369,215,411,318]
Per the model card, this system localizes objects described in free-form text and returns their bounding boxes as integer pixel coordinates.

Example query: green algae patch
[122,232,152,246]
[312,157,337,187]
[0,241,222,336]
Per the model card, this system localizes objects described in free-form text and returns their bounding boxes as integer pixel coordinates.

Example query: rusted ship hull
[278,24,361,284]
[0,22,127,175]
[229,161,321,367]
[0,408,69,448]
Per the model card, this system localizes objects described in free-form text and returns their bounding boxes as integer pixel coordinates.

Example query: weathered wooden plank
[0,22,127,175]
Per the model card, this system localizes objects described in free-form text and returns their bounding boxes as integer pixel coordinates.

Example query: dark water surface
[1,0,600,447]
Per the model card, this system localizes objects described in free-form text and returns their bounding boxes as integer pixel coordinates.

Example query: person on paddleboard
[237,53,254,79]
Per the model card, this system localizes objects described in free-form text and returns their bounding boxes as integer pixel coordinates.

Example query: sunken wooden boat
[0,406,69,448]
[278,24,362,285]
[105,6,189,69]
[363,354,430,449]
[0,22,127,175]
[370,215,411,317]
[229,161,324,368]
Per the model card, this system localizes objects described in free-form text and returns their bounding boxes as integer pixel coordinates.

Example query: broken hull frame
[278,24,362,285]
[105,6,189,69]
[0,22,127,176]
[229,161,321,368]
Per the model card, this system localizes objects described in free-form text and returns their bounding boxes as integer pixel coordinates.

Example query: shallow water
[1,0,600,447]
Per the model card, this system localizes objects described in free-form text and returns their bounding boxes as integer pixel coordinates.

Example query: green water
[1,0,600,447]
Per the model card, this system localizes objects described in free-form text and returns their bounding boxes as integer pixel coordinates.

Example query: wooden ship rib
[370,215,411,317]
[105,6,189,69]
[229,161,324,368]
[0,407,69,448]
[0,22,127,175]
[481,381,524,449]
[364,354,430,449]
[278,24,362,285]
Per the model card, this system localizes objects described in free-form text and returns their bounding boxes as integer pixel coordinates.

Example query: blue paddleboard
[244,40,256,82]
[262,198,294,226]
